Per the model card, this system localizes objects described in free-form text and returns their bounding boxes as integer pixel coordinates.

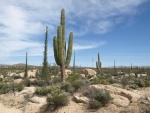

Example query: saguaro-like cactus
[24,52,28,78]
[53,9,73,81]
[96,53,101,75]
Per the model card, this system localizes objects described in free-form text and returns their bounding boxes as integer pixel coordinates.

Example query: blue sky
[0,0,150,67]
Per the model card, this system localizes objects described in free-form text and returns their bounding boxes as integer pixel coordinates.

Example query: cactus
[53,9,74,81]
[24,52,28,78]
[96,53,101,75]
[73,51,75,74]
[41,26,49,80]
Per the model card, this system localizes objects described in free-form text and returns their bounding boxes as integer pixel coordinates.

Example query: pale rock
[29,96,47,105]
[111,94,130,107]
[83,68,97,77]
[73,94,90,104]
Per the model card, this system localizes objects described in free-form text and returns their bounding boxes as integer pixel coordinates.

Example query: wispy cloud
[0,0,149,64]
[73,41,106,51]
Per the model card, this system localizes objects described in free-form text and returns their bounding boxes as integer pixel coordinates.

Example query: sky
[0,0,150,67]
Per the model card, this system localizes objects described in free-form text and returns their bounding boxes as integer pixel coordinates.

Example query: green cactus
[73,51,75,74]
[41,26,49,80]
[96,53,101,75]
[24,52,28,78]
[53,9,74,81]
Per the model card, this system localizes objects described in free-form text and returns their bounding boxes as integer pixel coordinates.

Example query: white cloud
[0,0,149,64]
[73,41,106,50]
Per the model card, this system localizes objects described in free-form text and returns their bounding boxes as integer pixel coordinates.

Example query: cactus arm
[53,36,59,65]
[65,32,73,68]
[57,25,63,66]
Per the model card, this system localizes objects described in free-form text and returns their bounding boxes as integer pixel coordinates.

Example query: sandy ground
[0,103,22,113]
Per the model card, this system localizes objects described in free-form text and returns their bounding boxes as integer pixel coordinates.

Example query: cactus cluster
[53,9,73,81]
[96,53,101,75]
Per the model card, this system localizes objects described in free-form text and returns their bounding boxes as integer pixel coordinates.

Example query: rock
[147,97,150,101]
[29,96,47,105]
[80,74,86,78]
[124,74,129,77]
[14,79,23,84]
[88,84,140,103]
[130,73,135,76]
[111,94,130,107]
[19,87,36,96]
[141,74,147,77]
[65,69,72,75]
[73,94,90,104]
[83,68,97,77]
[0,75,4,79]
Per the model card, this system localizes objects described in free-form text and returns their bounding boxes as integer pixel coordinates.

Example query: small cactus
[96,53,101,75]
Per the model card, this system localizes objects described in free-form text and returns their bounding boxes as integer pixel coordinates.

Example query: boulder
[19,87,36,96]
[80,74,86,78]
[14,79,23,84]
[73,94,90,104]
[130,73,135,76]
[88,84,140,103]
[29,96,47,105]
[111,94,130,107]
[65,69,72,75]
[83,68,97,77]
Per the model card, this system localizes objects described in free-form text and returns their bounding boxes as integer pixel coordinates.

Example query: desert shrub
[121,77,128,87]
[129,84,138,89]
[37,80,47,87]
[0,83,12,94]
[35,86,59,96]
[47,88,69,110]
[111,83,123,88]
[0,78,3,82]
[134,79,146,87]
[94,91,111,106]
[13,75,21,79]
[60,81,71,92]
[89,99,102,109]
[22,78,31,87]
[51,77,61,84]
[70,79,84,91]
[15,82,24,91]
[108,78,118,84]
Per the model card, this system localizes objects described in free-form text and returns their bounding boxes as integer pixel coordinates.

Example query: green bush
[60,81,71,92]
[37,80,47,87]
[0,78,3,82]
[111,83,123,88]
[35,86,59,96]
[121,77,128,87]
[15,82,24,91]
[94,91,111,106]
[89,99,102,109]
[129,84,138,89]
[0,83,12,94]
[23,78,31,87]
[70,79,84,91]
[47,88,69,110]
[51,77,61,84]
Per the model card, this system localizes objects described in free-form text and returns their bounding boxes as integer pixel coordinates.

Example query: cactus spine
[53,9,73,81]
[96,53,101,75]
[24,52,28,78]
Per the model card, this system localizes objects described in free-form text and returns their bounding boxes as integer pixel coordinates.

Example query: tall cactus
[96,53,101,75]
[53,9,73,81]
[41,26,49,80]
[24,52,28,78]
[73,51,75,74]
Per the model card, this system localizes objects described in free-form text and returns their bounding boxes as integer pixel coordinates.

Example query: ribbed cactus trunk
[53,9,73,81]
[96,53,101,75]
[73,51,75,74]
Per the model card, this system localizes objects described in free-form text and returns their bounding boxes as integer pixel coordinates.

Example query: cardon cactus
[53,9,73,81]
[96,53,101,75]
